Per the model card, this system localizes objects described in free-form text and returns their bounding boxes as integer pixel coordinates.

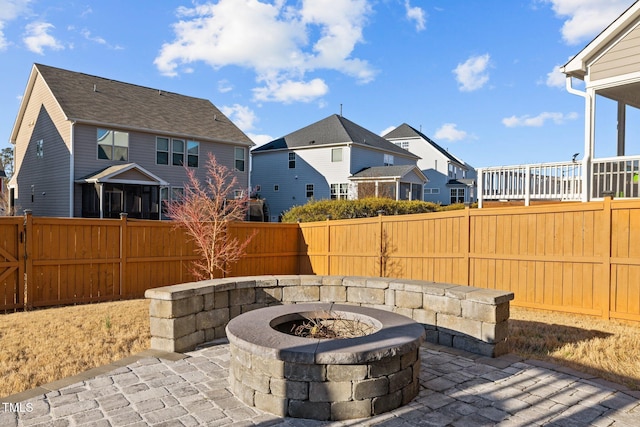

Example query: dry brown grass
[0,299,150,398]
[1,301,640,399]
[510,307,640,390]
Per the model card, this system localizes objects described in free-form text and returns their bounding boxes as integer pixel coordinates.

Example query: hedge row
[280,198,467,223]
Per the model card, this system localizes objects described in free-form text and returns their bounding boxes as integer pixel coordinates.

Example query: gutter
[565,76,592,203]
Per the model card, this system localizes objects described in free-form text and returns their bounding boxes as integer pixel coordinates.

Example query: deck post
[524,165,531,206]
[477,168,483,208]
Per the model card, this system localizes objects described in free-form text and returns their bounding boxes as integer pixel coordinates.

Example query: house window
[156,137,169,165]
[448,163,455,179]
[187,141,199,167]
[330,183,348,199]
[36,139,43,158]
[235,147,245,171]
[394,141,409,150]
[424,187,440,195]
[172,139,185,166]
[171,187,184,201]
[289,152,296,168]
[384,154,394,166]
[234,189,244,199]
[450,188,465,204]
[331,148,342,162]
[274,184,279,192]
[98,129,129,161]
[306,184,314,198]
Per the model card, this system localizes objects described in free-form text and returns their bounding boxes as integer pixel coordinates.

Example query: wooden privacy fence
[298,198,640,323]
[1,199,639,322]
[0,212,300,310]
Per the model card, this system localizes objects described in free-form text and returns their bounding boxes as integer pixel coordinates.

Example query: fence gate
[0,217,25,311]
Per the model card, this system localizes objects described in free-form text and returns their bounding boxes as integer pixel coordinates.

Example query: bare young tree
[166,153,256,279]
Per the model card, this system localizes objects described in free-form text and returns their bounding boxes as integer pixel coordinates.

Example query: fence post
[23,210,33,310]
[378,211,384,278]
[463,206,471,286]
[120,213,128,299]
[602,197,612,320]
[325,217,331,275]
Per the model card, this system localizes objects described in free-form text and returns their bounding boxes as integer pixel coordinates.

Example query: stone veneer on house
[144,275,514,358]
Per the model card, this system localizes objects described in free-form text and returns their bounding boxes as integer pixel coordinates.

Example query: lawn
[1,300,639,398]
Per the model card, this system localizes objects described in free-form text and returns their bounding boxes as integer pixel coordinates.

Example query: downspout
[565,76,592,202]
[69,121,75,216]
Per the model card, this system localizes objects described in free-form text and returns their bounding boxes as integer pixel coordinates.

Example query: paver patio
[1,340,639,426]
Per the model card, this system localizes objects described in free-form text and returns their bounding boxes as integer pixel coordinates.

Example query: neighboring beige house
[8,64,253,218]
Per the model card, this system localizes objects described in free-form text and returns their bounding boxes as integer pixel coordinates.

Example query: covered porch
[76,163,169,219]
[478,2,640,207]
[349,165,427,201]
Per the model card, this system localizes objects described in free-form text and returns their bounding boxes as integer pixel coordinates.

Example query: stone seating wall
[144,275,514,357]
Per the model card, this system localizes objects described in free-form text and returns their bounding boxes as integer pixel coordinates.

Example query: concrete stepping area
[1,340,639,426]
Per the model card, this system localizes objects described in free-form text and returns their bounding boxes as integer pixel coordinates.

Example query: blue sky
[0,0,637,168]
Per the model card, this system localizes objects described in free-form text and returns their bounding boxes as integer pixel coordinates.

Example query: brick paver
[1,341,639,426]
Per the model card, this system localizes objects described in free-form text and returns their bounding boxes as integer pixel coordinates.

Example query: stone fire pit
[226,302,426,421]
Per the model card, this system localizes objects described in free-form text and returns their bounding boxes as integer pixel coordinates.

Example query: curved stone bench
[145,275,514,357]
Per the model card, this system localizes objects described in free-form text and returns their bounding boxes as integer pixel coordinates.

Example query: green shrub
[281,198,464,223]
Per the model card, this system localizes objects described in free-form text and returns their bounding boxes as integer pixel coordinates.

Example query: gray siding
[591,23,640,81]
[13,73,71,216]
[251,150,329,220]
[350,145,414,174]
[72,124,249,217]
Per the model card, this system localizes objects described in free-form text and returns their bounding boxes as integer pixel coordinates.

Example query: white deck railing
[591,156,640,199]
[478,156,640,206]
[477,161,583,207]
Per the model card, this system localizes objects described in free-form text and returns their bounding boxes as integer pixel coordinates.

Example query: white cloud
[220,104,258,131]
[545,63,566,88]
[502,111,579,127]
[453,53,490,92]
[218,79,233,93]
[253,78,329,103]
[379,125,396,137]
[154,0,374,103]
[0,0,32,50]
[545,0,635,45]
[434,123,469,141]
[23,21,64,54]
[404,1,426,32]
[248,133,274,147]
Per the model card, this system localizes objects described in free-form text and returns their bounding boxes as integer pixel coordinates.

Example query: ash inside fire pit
[273,311,377,339]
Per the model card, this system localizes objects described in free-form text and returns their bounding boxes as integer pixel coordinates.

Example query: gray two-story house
[251,115,426,221]
[8,64,253,218]
[384,124,476,205]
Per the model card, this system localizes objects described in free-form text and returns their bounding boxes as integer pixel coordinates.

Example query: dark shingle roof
[383,123,465,168]
[34,64,253,145]
[350,165,419,179]
[253,114,417,158]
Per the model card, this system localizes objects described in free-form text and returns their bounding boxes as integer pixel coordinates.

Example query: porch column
[395,180,400,201]
[98,183,104,219]
[583,88,596,202]
[617,101,626,156]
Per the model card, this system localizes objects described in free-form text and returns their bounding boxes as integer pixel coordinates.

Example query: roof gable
[13,64,253,145]
[253,114,417,158]
[76,163,169,186]
[383,123,466,169]
[563,2,640,79]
